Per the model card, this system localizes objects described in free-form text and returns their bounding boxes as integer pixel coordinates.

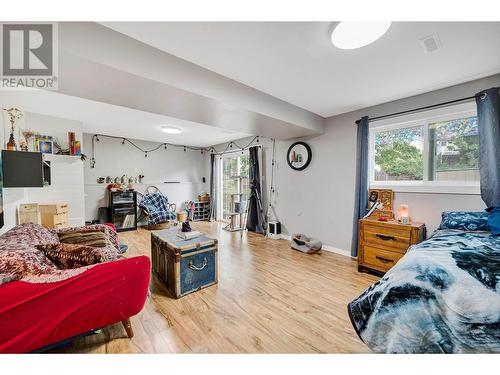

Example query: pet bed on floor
[291,233,322,253]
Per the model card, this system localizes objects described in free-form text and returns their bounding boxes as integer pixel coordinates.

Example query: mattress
[348,229,500,353]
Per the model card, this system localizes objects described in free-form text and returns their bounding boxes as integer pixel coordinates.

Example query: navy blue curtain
[209,154,217,221]
[476,87,500,208]
[246,146,265,233]
[351,116,369,257]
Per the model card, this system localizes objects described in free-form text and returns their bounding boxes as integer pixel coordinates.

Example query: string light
[90,133,262,169]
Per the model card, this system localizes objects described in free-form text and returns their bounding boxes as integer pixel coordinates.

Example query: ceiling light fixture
[331,21,391,50]
[161,126,182,134]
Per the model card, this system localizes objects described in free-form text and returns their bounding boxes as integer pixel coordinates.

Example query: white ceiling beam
[57,22,325,139]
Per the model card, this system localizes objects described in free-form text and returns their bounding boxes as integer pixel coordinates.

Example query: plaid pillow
[36,243,107,269]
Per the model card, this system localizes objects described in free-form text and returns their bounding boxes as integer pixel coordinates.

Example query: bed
[348,212,500,354]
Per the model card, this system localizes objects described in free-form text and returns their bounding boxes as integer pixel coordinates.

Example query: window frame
[368,101,480,195]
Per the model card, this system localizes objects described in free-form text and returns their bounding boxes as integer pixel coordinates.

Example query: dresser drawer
[362,245,403,273]
[363,223,411,253]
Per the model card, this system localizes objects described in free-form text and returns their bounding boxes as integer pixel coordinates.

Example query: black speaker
[268,221,281,239]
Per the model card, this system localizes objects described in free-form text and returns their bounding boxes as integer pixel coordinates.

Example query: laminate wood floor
[52,222,379,353]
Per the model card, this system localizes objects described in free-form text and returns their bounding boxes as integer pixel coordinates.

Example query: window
[369,102,479,193]
[220,152,249,221]
[374,125,424,181]
[428,116,479,182]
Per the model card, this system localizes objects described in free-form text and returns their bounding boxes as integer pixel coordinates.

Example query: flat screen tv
[1,150,44,188]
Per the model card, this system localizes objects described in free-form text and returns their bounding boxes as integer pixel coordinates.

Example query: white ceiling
[0,90,251,147]
[103,22,500,117]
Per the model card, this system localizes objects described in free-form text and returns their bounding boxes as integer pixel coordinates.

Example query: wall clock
[286,141,312,171]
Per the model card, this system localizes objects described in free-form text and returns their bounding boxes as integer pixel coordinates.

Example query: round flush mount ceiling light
[161,126,182,134]
[331,21,391,49]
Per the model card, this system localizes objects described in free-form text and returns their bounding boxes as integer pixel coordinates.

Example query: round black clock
[286,141,312,171]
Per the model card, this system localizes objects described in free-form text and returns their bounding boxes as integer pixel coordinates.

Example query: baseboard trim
[277,234,351,257]
[322,245,352,257]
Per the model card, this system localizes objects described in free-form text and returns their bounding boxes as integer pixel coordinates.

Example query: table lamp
[398,204,410,224]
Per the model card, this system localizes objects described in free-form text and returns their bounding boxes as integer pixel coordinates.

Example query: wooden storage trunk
[39,203,69,229]
[151,228,218,298]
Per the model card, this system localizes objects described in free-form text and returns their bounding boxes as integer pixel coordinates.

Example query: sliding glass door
[219,151,249,222]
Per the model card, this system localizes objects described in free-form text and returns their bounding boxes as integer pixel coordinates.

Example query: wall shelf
[84,182,203,186]
[43,154,82,162]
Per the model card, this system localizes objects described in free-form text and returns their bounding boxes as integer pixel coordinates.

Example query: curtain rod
[355,94,478,125]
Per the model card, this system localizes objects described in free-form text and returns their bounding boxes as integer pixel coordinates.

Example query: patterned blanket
[348,229,500,353]
[139,192,176,225]
[0,223,120,285]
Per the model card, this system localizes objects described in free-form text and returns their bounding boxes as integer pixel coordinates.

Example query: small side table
[357,218,426,276]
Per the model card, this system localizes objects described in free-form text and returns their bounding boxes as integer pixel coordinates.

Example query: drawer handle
[376,234,395,241]
[376,256,394,264]
[188,257,208,271]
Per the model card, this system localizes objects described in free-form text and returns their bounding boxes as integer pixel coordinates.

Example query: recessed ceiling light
[331,21,391,50]
[161,126,182,134]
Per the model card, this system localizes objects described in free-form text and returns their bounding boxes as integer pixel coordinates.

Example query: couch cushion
[56,224,119,260]
[58,231,107,247]
[36,243,109,269]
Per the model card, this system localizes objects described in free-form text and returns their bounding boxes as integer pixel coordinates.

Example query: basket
[176,211,188,222]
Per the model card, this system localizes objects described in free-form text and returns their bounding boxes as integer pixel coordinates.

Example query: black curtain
[476,87,500,208]
[351,116,369,257]
[209,154,217,221]
[246,146,265,233]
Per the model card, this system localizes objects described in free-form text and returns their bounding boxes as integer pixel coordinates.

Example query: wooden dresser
[358,218,426,275]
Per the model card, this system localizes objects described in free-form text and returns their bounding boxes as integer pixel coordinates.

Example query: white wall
[0,112,85,234]
[211,74,500,254]
[82,133,208,222]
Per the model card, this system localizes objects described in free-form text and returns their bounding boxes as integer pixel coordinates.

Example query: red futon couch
[0,223,150,353]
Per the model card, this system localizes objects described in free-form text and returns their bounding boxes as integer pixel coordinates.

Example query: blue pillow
[439,211,490,232]
[487,207,500,236]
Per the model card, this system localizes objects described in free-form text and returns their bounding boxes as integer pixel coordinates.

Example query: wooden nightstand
[357,218,426,276]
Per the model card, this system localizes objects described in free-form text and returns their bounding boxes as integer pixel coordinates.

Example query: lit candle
[398,204,410,224]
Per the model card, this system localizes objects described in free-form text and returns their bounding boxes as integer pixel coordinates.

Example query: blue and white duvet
[348,229,500,353]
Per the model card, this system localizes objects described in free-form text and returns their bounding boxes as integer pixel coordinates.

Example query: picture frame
[38,137,54,154]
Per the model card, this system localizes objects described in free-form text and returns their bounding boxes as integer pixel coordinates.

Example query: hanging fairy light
[90,133,263,168]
